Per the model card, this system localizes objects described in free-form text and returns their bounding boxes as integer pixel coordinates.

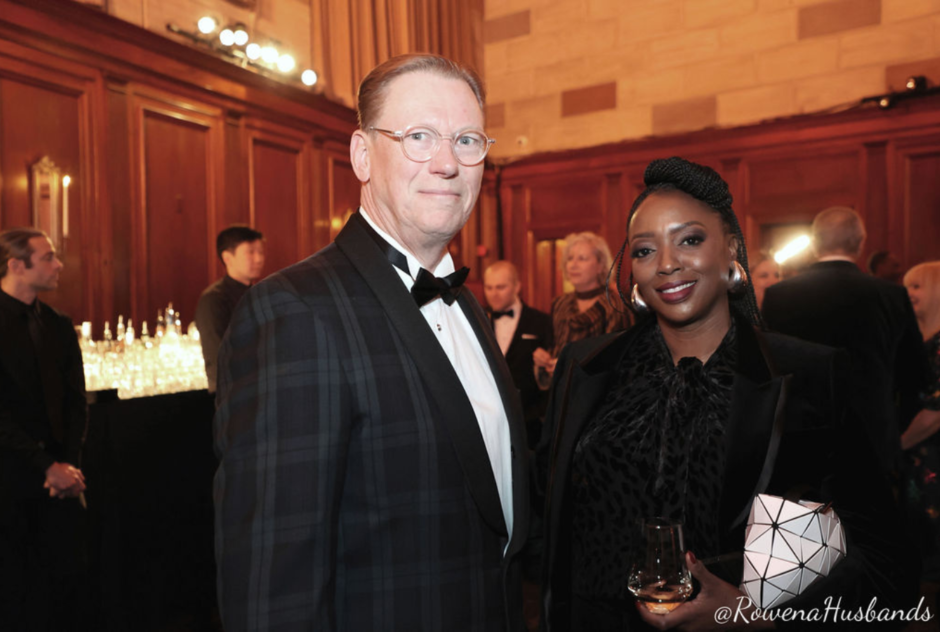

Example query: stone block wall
[484,0,940,158]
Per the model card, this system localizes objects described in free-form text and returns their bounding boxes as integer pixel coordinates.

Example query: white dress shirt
[360,209,514,542]
[493,297,523,356]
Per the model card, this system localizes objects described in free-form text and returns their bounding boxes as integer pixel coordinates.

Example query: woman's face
[905,276,926,320]
[629,190,737,329]
[751,258,780,292]
[565,241,604,291]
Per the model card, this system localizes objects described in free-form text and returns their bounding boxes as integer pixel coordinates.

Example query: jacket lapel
[504,305,527,363]
[335,213,508,536]
[720,324,791,531]
[544,332,627,580]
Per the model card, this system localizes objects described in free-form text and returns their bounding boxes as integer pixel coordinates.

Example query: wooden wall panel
[0,0,357,329]
[140,110,212,328]
[895,141,940,267]
[250,135,305,276]
[0,74,85,320]
[327,155,359,243]
[496,94,940,309]
[107,84,133,321]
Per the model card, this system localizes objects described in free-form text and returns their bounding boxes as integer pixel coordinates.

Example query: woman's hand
[533,347,554,372]
[636,552,774,631]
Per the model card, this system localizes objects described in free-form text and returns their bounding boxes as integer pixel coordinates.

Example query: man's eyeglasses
[369,126,495,166]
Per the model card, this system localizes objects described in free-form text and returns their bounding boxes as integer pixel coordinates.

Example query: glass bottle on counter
[126,319,135,346]
[141,321,153,348]
[156,310,165,337]
[102,321,113,352]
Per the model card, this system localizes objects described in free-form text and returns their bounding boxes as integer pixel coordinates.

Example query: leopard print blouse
[569,319,735,600]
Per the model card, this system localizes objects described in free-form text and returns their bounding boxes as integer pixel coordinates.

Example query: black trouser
[0,495,90,632]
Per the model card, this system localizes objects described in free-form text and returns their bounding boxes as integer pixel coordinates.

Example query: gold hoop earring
[631,284,649,313]
[729,261,747,293]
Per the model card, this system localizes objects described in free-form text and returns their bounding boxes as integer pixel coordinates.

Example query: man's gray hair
[811,206,866,257]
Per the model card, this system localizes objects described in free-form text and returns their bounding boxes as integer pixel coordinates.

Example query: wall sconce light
[233,23,250,46]
[906,75,928,91]
[197,16,218,35]
[774,235,811,264]
[166,18,319,91]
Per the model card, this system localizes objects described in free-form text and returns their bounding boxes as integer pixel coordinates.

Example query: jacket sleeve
[0,410,56,474]
[195,290,226,392]
[775,350,919,629]
[61,317,88,466]
[213,279,352,631]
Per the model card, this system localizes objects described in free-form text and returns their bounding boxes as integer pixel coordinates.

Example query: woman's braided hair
[610,156,764,328]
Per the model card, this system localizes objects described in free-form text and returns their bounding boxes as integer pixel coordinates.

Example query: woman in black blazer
[537,158,915,631]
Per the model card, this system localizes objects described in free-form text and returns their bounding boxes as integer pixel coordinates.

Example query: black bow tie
[491,309,514,319]
[355,212,469,307]
[412,267,469,307]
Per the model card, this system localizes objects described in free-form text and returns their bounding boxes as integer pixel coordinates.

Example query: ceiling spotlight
[245,43,261,60]
[233,24,249,47]
[878,96,892,109]
[261,46,279,64]
[301,69,318,86]
[277,54,296,73]
[197,16,217,34]
[219,29,235,46]
[906,75,928,91]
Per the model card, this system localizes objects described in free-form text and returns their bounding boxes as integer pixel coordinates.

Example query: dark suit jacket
[501,303,553,425]
[0,295,86,508]
[762,260,926,472]
[538,317,914,631]
[214,212,530,632]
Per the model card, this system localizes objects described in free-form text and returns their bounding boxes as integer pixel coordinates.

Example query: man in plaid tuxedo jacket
[214,54,529,631]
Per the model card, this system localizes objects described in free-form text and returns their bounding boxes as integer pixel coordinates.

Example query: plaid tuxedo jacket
[214,212,529,631]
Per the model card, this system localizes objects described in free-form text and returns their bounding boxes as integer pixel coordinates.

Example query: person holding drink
[537,157,915,630]
[533,232,630,387]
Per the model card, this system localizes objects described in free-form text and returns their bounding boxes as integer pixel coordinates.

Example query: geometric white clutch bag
[741,494,847,609]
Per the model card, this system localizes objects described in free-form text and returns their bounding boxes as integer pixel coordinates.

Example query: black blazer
[214,212,529,632]
[762,261,926,472]
[0,296,86,506]
[538,318,915,631]
[501,303,553,425]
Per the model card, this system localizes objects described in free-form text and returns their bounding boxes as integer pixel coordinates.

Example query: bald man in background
[483,261,553,448]
[762,207,926,474]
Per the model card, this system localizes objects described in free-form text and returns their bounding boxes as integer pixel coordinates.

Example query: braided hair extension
[609,156,764,328]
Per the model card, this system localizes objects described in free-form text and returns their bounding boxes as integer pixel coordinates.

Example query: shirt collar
[359,207,455,279]
[0,287,36,317]
[222,274,251,290]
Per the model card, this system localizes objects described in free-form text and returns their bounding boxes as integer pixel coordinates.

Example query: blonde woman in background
[533,232,630,383]
[901,261,940,450]
[901,261,940,582]
[750,255,780,309]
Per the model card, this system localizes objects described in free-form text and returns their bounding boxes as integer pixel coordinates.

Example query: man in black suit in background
[762,207,925,474]
[214,54,529,631]
[0,227,89,631]
[484,261,553,448]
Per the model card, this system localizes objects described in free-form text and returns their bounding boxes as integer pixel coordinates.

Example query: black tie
[355,212,470,308]
[491,309,514,320]
[411,266,469,307]
[27,304,65,444]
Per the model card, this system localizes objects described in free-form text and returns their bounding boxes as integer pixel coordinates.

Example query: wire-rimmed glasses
[369,125,495,166]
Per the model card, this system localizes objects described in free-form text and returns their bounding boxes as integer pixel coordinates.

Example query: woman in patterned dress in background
[902,261,940,580]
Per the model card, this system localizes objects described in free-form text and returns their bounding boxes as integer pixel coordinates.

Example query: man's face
[484,267,520,313]
[356,71,485,250]
[223,239,265,282]
[23,236,63,292]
